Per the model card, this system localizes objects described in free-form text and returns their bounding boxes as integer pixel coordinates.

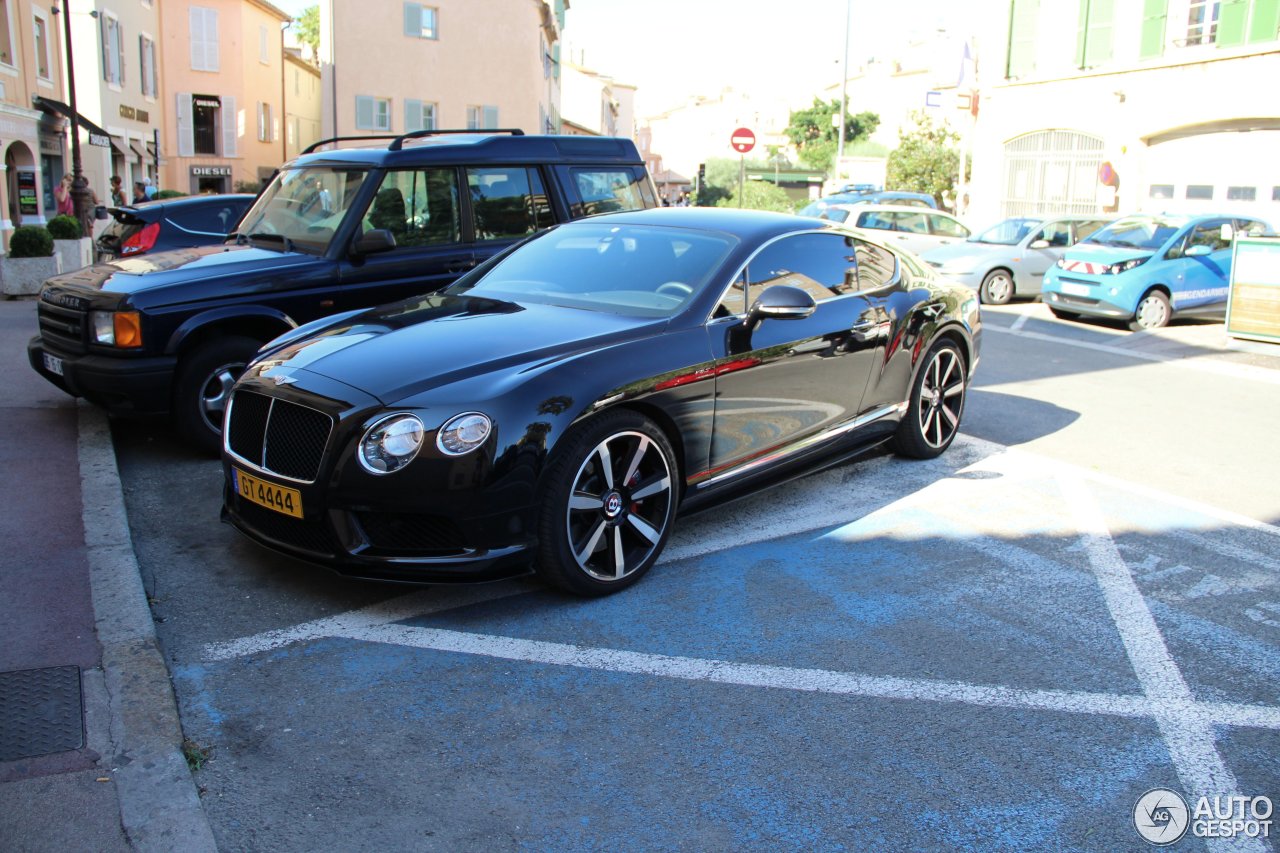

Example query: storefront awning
[129,140,149,160]
[32,96,111,147]
[109,136,131,158]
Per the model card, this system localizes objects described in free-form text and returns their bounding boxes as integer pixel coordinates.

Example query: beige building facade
[560,59,636,139]
[641,88,792,182]
[0,0,69,240]
[158,0,290,195]
[319,0,564,140]
[283,50,321,160]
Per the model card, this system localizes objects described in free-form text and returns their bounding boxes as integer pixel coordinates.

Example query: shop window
[1149,184,1175,199]
[1226,186,1256,202]
[193,99,219,155]
[1185,184,1214,200]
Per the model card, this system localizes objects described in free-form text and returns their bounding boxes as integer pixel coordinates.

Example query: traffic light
[697,163,706,193]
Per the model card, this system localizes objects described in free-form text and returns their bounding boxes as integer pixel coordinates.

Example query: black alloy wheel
[892,339,967,459]
[173,336,261,455]
[536,410,677,596]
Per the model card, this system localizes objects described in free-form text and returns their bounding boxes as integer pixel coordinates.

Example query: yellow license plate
[233,468,304,519]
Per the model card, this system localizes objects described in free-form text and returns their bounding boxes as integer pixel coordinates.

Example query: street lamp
[50,0,93,237]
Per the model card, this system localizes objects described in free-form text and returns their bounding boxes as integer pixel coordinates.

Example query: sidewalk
[0,298,214,852]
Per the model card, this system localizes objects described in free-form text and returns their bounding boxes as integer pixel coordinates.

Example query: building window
[139,35,158,98]
[189,6,219,72]
[404,100,436,132]
[103,14,124,85]
[257,102,274,142]
[403,3,438,39]
[0,0,12,66]
[466,105,499,130]
[1186,184,1214,200]
[355,96,390,131]
[193,97,219,155]
[1274,186,1280,202]
[1149,184,1174,199]
[33,11,51,79]
[1184,0,1220,45]
[1226,186,1257,201]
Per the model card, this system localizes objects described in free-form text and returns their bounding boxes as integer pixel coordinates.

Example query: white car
[817,204,971,256]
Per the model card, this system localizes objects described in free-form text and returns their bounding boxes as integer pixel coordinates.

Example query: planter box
[1,254,63,296]
[54,237,94,274]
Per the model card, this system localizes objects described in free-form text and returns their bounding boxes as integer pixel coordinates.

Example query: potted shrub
[153,189,187,200]
[2,225,62,296]
[47,214,94,273]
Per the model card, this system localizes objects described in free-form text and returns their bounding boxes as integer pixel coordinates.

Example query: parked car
[1042,213,1273,330]
[819,204,970,256]
[29,130,659,451]
[799,190,938,219]
[95,194,255,261]
[221,207,981,594]
[921,215,1112,304]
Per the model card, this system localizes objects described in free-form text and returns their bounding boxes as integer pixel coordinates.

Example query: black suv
[95,194,255,260]
[29,130,658,451]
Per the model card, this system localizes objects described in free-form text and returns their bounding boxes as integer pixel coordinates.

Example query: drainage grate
[0,666,84,761]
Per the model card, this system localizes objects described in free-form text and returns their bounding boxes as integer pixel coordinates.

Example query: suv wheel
[173,336,261,455]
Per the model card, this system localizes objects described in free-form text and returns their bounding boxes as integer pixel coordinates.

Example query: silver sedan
[921,215,1113,304]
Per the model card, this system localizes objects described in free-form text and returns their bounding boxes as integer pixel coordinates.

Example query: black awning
[32,96,112,146]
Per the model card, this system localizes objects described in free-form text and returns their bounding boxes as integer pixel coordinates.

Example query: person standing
[54,174,75,216]
[132,181,148,204]
[109,175,125,207]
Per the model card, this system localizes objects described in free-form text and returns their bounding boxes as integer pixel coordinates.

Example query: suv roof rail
[302,128,526,156]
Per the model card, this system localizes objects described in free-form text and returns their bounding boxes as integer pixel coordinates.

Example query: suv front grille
[37,302,88,354]
[227,390,332,483]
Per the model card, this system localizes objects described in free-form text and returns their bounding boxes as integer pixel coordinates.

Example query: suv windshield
[1082,215,1188,250]
[971,218,1041,245]
[448,223,735,318]
[235,167,369,253]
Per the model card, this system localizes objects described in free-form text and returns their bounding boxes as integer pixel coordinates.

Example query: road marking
[984,324,1280,387]
[1009,311,1031,332]
[1059,471,1265,853]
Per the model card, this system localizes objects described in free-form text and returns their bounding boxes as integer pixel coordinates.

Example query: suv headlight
[437,412,492,456]
[359,413,425,474]
[89,310,143,348]
[1104,257,1147,274]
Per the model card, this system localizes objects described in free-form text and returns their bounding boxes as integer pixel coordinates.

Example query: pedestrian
[132,181,147,204]
[109,175,125,207]
[142,176,156,200]
[54,174,75,216]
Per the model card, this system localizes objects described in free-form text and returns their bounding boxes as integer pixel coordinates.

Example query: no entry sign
[730,127,756,154]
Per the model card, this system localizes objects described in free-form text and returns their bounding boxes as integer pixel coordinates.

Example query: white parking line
[1009,311,1031,332]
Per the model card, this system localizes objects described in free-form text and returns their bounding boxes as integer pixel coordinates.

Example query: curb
[76,401,218,852]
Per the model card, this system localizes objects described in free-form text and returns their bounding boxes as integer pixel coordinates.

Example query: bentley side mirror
[352,228,397,257]
[747,285,817,324]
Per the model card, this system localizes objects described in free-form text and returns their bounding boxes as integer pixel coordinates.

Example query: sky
[275,0,968,116]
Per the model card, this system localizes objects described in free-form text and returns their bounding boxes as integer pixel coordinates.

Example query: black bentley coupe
[222,208,980,595]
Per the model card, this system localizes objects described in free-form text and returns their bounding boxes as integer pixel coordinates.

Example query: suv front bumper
[28,335,177,416]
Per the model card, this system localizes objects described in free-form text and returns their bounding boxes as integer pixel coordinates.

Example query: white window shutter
[176,93,195,157]
[208,9,220,72]
[189,8,203,69]
[483,106,499,129]
[222,95,237,157]
[403,2,420,36]
[355,96,373,129]
[405,99,422,132]
[116,22,125,84]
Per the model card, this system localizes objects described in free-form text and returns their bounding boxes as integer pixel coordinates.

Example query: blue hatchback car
[1042,213,1272,330]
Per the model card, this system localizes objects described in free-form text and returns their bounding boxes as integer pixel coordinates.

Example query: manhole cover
[0,666,84,761]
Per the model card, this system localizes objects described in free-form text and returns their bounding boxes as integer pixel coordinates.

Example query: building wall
[641,88,792,181]
[968,0,1280,227]
[283,52,321,161]
[320,0,560,139]
[158,0,288,195]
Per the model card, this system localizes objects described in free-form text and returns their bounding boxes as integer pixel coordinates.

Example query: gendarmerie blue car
[221,207,981,595]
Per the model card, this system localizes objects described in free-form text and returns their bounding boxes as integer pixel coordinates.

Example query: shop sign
[16,171,39,215]
[191,166,232,177]
[119,105,151,124]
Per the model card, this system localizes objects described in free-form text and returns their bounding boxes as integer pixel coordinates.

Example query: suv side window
[367,167,461,247]
[467,167,555,241]
[572,168,650,215]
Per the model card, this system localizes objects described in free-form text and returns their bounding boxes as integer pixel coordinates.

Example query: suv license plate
[233,467,303,519]
[42,353,64,376]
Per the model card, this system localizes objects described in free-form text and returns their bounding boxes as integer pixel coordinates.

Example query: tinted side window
[820,208,850,223]
[744,233,857,306]
[851,238,898,291]
[368,168,460,247]
[1186,219,1232,253]
[1236,218,1269,237]
[467,167,554,242]
[891,212,931,234]
[856,211,893,231]
[1034,221,1072,247]
[929,214,969,239]
[166,200,249,235]
[573,169,648,215]
[1073,220,1109,243]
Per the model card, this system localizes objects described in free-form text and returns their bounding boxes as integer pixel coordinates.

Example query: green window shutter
[405,99,422,132]
[1249,0,1280,42]
[1139,0,1167,58]
[1006,0,1040,79]
[1076,0,1090,67]
[1217,0,1249,46]
[1077,0,1115,66]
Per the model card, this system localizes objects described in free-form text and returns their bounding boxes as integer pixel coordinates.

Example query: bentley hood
[246,294,667,404]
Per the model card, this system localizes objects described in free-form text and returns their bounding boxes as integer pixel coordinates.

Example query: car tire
[1047,307,1079,321]
[892,339,967,460]
[173,336,261,455]
[980,270,1014,305]
[535,410,678,596]
[1129,290,1171,331]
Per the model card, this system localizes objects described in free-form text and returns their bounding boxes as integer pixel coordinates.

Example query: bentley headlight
[437,412,492,456]
[359,413,425,474]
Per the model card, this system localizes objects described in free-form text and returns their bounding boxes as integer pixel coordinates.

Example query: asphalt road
[113,303,1280,851]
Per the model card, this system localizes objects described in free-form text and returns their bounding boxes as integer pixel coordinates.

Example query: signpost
[730,127,755,208]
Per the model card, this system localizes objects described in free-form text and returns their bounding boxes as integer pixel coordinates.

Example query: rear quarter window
[166,200,250,235]
[571,168,652,216]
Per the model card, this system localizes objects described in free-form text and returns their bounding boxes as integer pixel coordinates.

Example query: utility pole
[55,0,93,236]
[835,0,851,184]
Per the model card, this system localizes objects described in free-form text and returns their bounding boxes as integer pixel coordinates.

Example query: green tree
[694,157,764,207]
[295,6,320,63]
[886,111,967,208]
[715,180,795,214]
[784,99,879,173]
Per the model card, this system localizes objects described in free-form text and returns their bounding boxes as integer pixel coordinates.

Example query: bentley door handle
[850,320,888,342]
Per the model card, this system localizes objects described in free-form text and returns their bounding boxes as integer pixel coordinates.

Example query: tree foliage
[886,111,966,208]
[715,180,795,214]
[694,157,763,207]
[783,99,879,172]
[295,6,320,63]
